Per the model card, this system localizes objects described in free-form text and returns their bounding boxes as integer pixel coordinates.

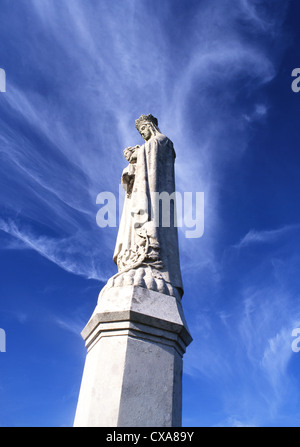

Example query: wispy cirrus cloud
[0,0,297,428]
[0,218,110,281]
[235,287,300,421]
[52,315,87,337]
[234,224,300,249]
[0,0,289,285]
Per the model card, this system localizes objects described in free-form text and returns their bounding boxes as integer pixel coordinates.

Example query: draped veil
[103,116,183,300]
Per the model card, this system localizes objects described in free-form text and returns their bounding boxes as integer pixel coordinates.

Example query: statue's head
[135,114,160,141]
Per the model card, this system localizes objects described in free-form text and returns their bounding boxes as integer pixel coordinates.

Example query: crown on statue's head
[135,114,158,131]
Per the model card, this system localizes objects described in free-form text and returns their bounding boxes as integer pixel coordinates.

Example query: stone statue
[101,114,183,300]
[74,115,192,428]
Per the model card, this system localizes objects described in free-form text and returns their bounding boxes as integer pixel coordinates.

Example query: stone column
[73,285,192,427]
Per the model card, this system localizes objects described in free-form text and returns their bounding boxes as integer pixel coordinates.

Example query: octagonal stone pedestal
[73,285,192,427]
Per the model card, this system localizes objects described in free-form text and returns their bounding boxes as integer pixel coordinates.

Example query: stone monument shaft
[74,115,192,427]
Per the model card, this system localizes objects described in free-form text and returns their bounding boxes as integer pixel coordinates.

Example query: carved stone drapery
[100,115,183,301]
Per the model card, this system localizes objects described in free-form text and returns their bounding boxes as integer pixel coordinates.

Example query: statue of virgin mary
[103,114,183,300]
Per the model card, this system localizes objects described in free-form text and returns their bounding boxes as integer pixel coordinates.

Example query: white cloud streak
[0,218,110,282]
[0,0,295,427]
[0,0,287,282]
[234,224,300,249]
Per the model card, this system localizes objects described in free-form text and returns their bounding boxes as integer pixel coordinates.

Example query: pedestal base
[73,286,192,427]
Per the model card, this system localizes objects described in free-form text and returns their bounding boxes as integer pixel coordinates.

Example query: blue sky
[1,0,300,427]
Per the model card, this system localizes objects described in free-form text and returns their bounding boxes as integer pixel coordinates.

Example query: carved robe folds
[107,134,183,299]
[74,117,192,428]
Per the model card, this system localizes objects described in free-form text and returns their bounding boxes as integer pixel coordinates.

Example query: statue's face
[139,123,152,141]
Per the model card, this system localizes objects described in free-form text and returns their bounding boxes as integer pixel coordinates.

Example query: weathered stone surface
[112,114,184,299]
[84,285,192,352]
[73,286,192,427]
[74,115,192,427]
